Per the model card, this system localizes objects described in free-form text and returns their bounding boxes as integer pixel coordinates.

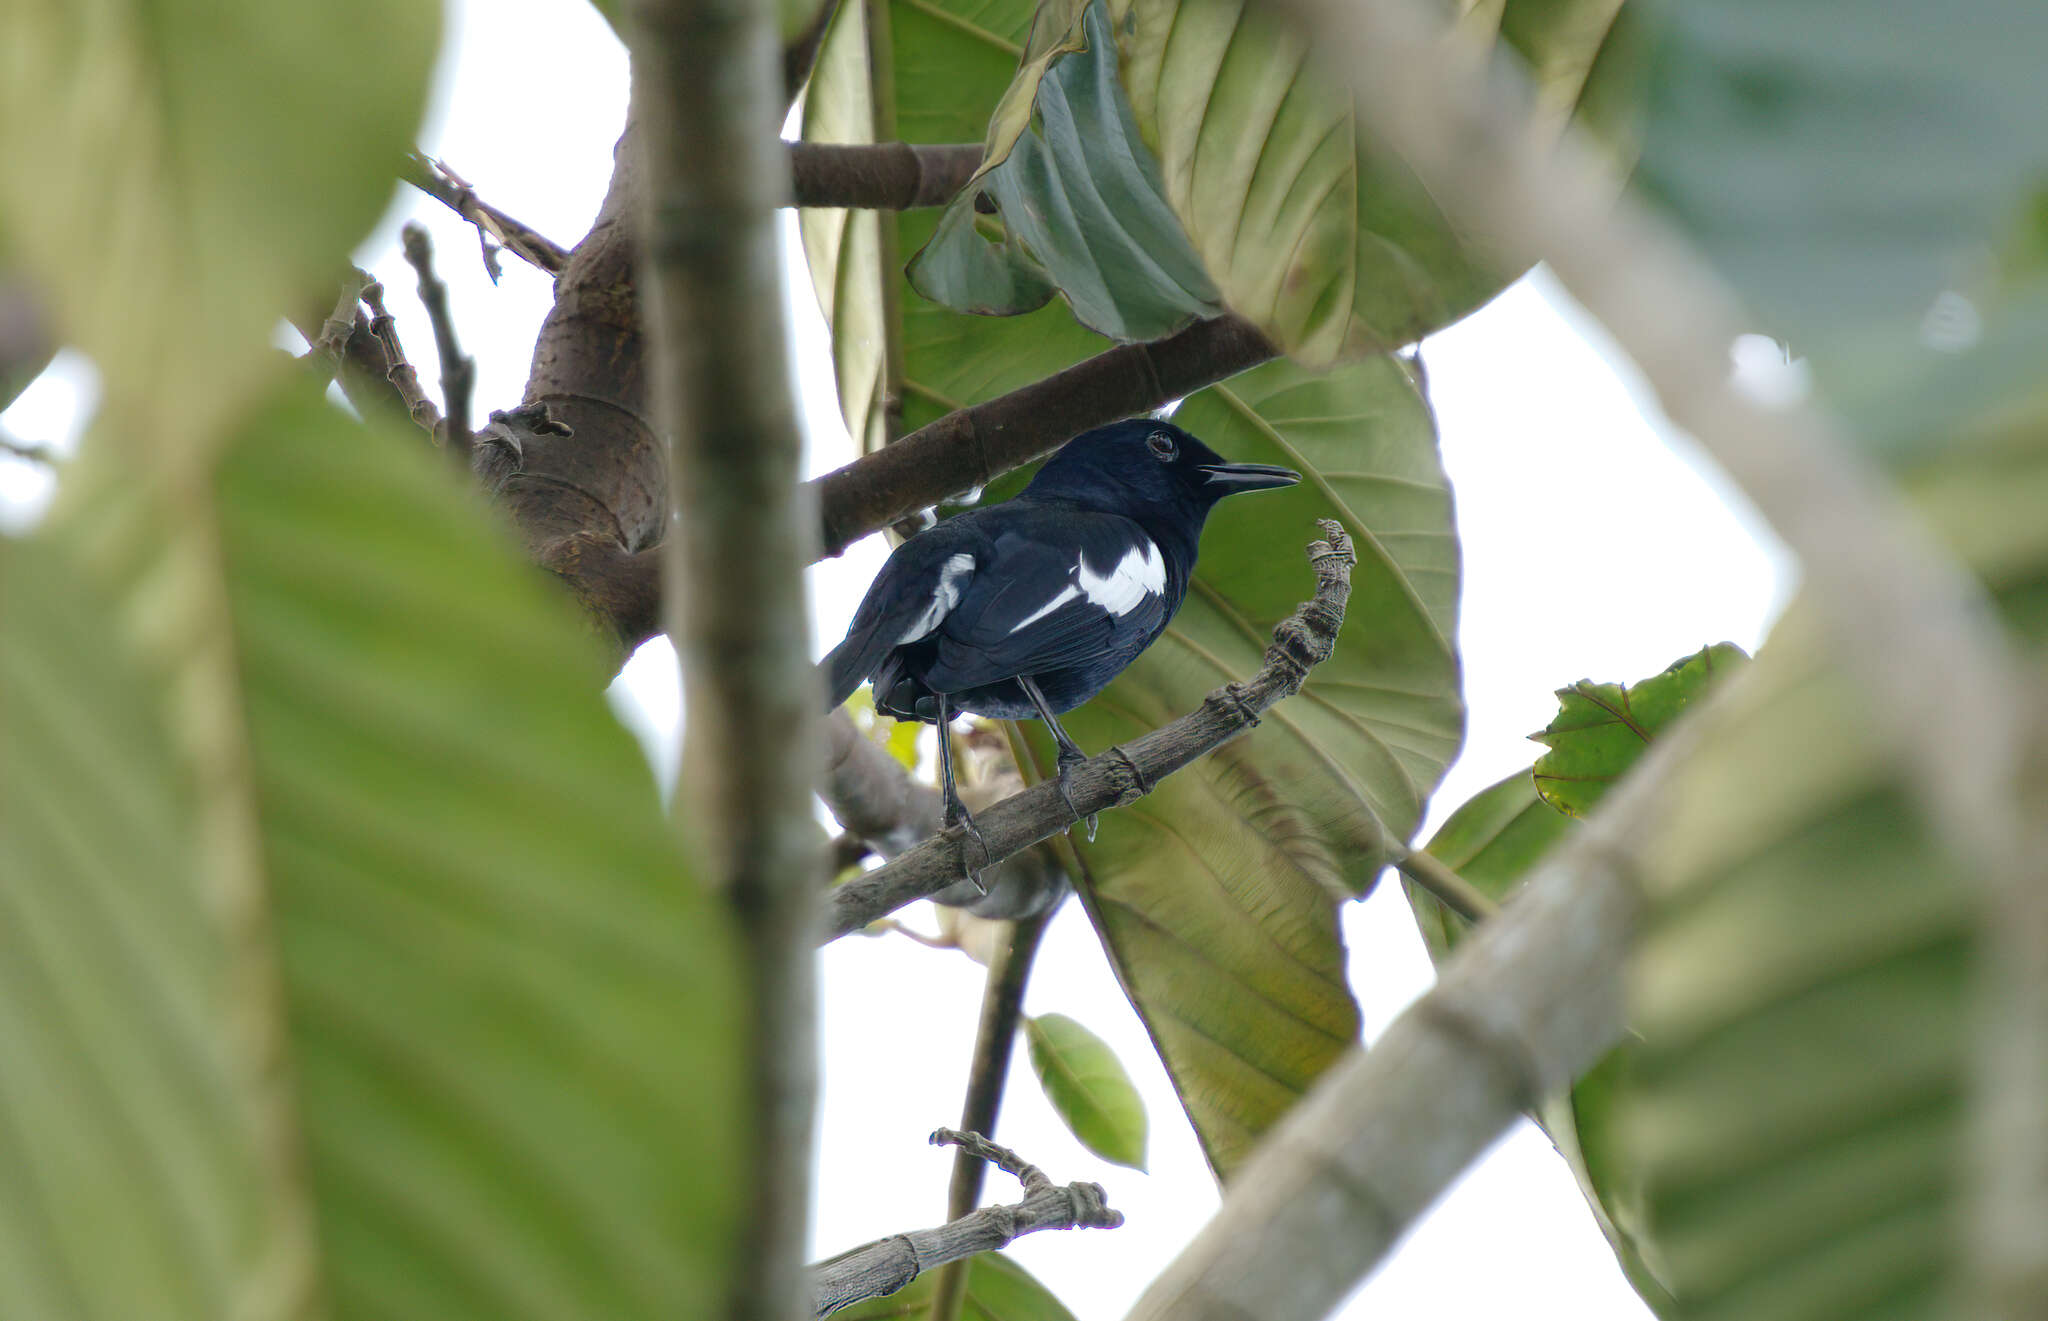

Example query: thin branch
[927,914,1052,1321]
[402,154,571,278]
[1122,668,1731,1321]
[810,313,1275,559]
[812,1129,1122,1318]
[825,522,1354,941]
[1393,850,1498,925]
[357,274,441,437]
[789,142,985,210]
[1256,0,2043,1311]
[399,222,477,454]
[633,3,821,1321]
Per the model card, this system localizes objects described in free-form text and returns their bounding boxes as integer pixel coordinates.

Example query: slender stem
[402,154,571,278]
[1393,851,1498,925]
[399,222,477,454]
[927,913,1053,1321]
[633,1,821,1320]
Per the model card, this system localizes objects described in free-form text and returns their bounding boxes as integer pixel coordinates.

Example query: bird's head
[1022,420,1300,531]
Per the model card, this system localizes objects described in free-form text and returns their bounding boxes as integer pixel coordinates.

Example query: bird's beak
[1199,462,1301,495]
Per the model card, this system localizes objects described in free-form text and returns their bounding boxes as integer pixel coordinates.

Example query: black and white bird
[820,418,1299,861]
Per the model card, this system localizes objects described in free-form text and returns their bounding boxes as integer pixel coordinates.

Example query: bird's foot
[1055,749,1098,843]
[942,802,992,894]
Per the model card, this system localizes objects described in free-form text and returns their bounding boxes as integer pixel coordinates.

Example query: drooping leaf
[0,0,438,457]
[1533,643,1749,819]
[907,0,1223,340]
[1027,354,1463,1179]
[1635,0,2048,390]
[1023,1013,1149,1170]
[19,382,746,1321]
[1613,412,2048,1320]
[1405,770,1571,962]
[802,0,1110,458]
[1100,0,1645,363]
[827,1251,1078,1321]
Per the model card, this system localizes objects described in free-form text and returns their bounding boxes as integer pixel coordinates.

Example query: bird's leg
[934,694,989,892]
[1017,675,1097,843]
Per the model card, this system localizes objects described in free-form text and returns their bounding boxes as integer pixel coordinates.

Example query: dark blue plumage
[822,418,1299,860]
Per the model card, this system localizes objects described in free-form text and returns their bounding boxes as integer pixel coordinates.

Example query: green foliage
[1023,1013,1149,1170]
[907,0,1223,339]
[1406,771,1571,962]
[1533,643,1749,819]
[0,0,438,458]
[1027,354,1462,1179]
[828,1252,1077,1320]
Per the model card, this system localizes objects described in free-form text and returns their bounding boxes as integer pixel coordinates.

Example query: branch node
[1105,744,1155,800]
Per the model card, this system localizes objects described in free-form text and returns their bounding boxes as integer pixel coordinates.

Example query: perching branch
[633,6,821,1321]
[789,142,985,210]
[358,274,441,437]
[825,521,1354,941]
[811,1129,1123,1318]
[1257,0,2043,1311]
[399,222,477,454]
[1122,667,1730,1321]
[403,154,572,279]
[810,313,1275,559]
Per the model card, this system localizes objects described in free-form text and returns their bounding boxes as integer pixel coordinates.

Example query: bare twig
[810,314,1274,559]
[927,915,1052,1321]
[1123,669,1730,1321]
[633,1,821,1320]
[789,142,985,210]
[357,274,441,437]
[402,154,571,279]
[399,222,477,454]
[826,522,1354,941]
[1257,0,2043,1312]
[1393,850,1498,925]
[811,1129,1122,1317]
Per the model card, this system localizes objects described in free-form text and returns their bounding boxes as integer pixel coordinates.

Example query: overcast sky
[0,2,1800,1316]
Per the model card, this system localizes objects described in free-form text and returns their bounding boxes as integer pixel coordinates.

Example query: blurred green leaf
[15,382,746,1321]
[1405,770,1571,962]
[0,0,438,457]
[1103,0,1643,363]
[1635,0,2048,388]
[907,0,1223,340]
[1533,643,1748,819]
[1032,354,1462,1179]
[1024,1013,1148,1170]
[1613,420,2048,1320]
[828,1252,1077,1320]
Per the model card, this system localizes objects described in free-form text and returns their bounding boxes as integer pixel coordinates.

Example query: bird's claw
[1055,751,1098,844]
[943,805,992,894]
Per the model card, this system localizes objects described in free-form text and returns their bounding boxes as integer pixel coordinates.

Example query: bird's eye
[1146,431,1177,461]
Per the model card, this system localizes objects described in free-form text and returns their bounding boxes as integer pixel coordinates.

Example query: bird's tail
[819,625,897,715]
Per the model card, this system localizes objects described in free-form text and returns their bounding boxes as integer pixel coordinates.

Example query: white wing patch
[1008,537,1164,635]
[897,553,975,644]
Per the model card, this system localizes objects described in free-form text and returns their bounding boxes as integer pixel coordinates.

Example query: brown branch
[403,154,571,279]
[811,1129,1122,1318]
[358,274,440,437]
[399,222,477,455]
[927,914,1052,1321]
[810,314,1275,559]
[789,142,985,209]
[634,2,820,1321]
[825,521,1354,941]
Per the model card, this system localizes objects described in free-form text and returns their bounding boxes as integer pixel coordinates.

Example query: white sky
[0,2,1798,1316]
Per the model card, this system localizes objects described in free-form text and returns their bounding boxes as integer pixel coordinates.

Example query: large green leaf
[1634,0,2048,389]
[12,384,745,1320]
[906,0,1223,340]
[1023,1013,1149,1170]
[0,0,438,458]
[1102,0,1644,363]
[802,0,1110,458]
[1614,411,2048,1319]
[1533,643,1749,819]
[827,1251,1077,1320]
[1025,354,1463,1179]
